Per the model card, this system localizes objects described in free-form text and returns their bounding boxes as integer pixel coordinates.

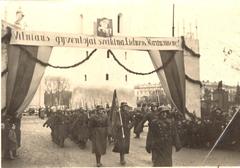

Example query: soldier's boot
[59,138,65,148]
[13,150,18,157]
[108,136,112,144]
[9,151,15,160]
[51,131,54,141]
[79,141,86,149]
[134,134,140,139]
[120,153,126,165]
[96,154,102,167]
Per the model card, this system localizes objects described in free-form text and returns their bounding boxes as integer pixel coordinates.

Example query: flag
[109,89,121,139]
[149,50,186,115]
[5,45,52,117]
[2,21,53,118]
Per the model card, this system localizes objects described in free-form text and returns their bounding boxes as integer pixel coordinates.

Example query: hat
[96,105,104,110]
[159,106,170,112]
[121,102,128,107]
[150,102,158,107]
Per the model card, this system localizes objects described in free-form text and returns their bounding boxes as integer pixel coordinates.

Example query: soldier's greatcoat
[89,113,108,155]
[112,109,133,154]
[150,116,181,167]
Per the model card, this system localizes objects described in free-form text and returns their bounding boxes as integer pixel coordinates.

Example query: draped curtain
[2,44,52,118]
[148,50,186,114]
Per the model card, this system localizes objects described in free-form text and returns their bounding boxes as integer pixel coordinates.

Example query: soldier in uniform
[43,112,55,141]
[71,109,89,149]
[58,111,70,147]
[112,102,134,165]
[132,104,147,138]
[88,105,108,167]
[136,102,159,154]
[137,104,181,166]
[150,106,181,166]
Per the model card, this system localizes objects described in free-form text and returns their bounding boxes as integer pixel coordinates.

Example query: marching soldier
[136,102,159,155]
[88,105,108,167]
[112,102,134,165]
[71,109,89,149]
[149,106,181,166]
[136,103,181,166]
[43,112,57,141]
[132,103,147,139]
[58,111,70,147]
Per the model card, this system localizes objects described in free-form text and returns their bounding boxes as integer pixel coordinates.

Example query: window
[86,51,88,58]
[124,51,127,60]
[106,73,109,80]
[125,74,127,82]
[117,13,122,33]
[80,14,83,33]
[84,74,87,81]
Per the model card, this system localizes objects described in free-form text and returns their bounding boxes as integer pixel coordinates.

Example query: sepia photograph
[1,0,240,167]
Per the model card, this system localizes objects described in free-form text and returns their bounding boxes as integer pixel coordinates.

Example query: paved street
[2,116,240,167]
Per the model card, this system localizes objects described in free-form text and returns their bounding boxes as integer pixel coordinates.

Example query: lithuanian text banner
[10,29,182,50]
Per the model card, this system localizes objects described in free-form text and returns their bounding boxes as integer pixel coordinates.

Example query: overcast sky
[1,0,240,87]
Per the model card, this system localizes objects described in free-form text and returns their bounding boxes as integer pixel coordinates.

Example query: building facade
[134,83,165,103]
[201,81,237,102]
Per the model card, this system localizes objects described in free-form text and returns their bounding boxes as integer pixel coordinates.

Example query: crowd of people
[174,106,240,150]
[2,102,240,167]
[42,102,182,167]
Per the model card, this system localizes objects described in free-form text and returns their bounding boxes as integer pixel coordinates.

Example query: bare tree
[44,76,70,107]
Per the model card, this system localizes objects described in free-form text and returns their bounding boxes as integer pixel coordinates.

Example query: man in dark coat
[136,102,159,154]
[2,117,11,159]
[112,102,134,165]
[71,110,89,149]
[57,112,70,147]
[88,105,108,167]
[137,104,181,166]
[150,106,181,166]
[132,104,147,138]
[43,112,57,142]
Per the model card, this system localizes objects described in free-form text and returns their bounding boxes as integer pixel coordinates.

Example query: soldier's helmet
[96,105,104,110]
[120,102,129,111]
[159,106,170,113]
[121,102,128,107]
[51,106,57,113]
[150,102,158,107]
[150,102,158,112]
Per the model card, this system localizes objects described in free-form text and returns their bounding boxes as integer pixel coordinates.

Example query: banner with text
[10,29,182,50]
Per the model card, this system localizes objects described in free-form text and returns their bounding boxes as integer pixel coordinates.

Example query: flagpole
[172,4,175,37]
[118,108,125,139]
[202,109,239,165]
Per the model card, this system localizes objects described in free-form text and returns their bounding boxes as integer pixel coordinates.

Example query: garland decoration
[108,49,175,75]
[181,36,200,58]
[185,74,203,87]
[18,45,97,69]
